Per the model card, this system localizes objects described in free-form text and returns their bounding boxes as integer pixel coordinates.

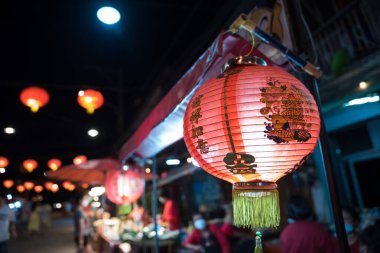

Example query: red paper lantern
[20,86,50,113]
[47,159,62,171]
[62,181,76,191]
[0,156,9,168]
[24,181,35,191]
[105,166,144,205]
[50,184,59,193]
[81,183,89,189]
[73,155,87,165]
[44,181,53,191]
[23,159,38,173]
[3,180,14,189]
[183,57,321,229]
[77,89,104,114]
[17,185,25,193]
[34,185,44,193]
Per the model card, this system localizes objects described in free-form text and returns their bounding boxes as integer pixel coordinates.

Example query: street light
[97,6,121,25]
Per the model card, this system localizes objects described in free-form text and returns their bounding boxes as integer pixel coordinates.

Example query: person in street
[74,196,93,253]
[0,195,16,253]
[158,189,180,230]
[27,203,40,237]
[280,195,337,253]
[183,213,230,253]
[40,202,52,233]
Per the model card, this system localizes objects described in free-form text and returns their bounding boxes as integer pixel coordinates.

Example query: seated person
[183,214,230,253]
[280,195,337,253]
[158,189,180,230]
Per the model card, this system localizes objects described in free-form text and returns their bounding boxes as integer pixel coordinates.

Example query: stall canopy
[119,33,273,161]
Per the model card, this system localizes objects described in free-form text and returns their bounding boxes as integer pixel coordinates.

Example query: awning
[119,33,273,160]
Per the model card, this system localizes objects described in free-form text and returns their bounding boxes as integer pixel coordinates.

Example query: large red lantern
[23,159,38,173]
[184,57,321,229]
[20,86,50,113]
[17,185,25,193]
[3,180,14,189]
[73,155,87,165]
[24,181,35,191]
[77,89,104,114]
[47,159,62,171]
[34,185,44,193]
[0,156,9,168]
[105,166,144,205]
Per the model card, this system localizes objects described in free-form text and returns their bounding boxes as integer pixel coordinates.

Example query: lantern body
[105,166,144,205]
[184,63,320,228]
[50,184,59,193]
[81,183,89,189]
[23,159,38,173]
[47,159,62,171]
[20,86,49,112]
[77,89,104,114]
[62,181,76,191]
[34,185,44,193]
[73,155,87,165]
[44,182,53,191]
[3,180,14,189]
[24,181,35,190]
[0,156,9,168]
[17,185,25,193]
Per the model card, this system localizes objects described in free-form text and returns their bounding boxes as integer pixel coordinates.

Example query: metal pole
[141,159,148,253]
[151,156,159,253]
[309,79,350,253]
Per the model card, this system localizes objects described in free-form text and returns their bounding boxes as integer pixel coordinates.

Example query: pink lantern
[105,166,144,205]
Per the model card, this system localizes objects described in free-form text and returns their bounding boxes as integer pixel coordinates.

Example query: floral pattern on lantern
[105,166,144,205]
[23,159,38,173]
[77,89,104,114]
[3,180,14,189]
[183,59,320,229]
[20,86,50,113]
[47,159,62,171]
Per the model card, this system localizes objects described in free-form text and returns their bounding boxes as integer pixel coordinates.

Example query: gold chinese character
[190,108,202,124]
[192,126,204,139]
[191,95,203,109]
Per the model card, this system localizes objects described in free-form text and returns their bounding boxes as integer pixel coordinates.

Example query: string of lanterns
[19,87,104,114]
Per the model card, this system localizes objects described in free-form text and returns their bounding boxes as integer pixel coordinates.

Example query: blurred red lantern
[3,180,14,189]
[73,155,87,165]
[77,89,104,114]
[81,183,89,189]
[20,86,50,113]
[23,159,38,173]
[34,185,44,193]
[183,57,321,229]
[62,181,76,191]
[44,181,53,191]
[16,185,25,193]
[24,181,35,191]
[47,159,62,171]
[105,166,144,205]
[50,184,59,193]
[0,156,9,168]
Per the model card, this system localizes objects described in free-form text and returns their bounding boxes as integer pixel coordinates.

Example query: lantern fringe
[233,188,280,229]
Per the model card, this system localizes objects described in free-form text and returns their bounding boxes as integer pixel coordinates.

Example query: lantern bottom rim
[233,182,277,190]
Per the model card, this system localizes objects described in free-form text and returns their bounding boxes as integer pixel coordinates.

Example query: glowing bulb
[4,127,15,134]
[97,6,121,25]
[359,81,368,90]
[145,168,151,173]
[166,159,180,166]
[186,157,192,163]
[88,129,99,137]
[0,168,5,173]
[78,90,84,96]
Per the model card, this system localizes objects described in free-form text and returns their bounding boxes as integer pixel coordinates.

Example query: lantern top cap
[222,56,267,73]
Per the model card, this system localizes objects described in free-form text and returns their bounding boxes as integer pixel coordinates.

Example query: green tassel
[233,188,280,229]
[254,231,263,253]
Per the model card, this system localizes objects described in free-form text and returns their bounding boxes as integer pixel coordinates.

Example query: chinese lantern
[62,181,75,191]
[34,185,44,193]
[105,166,144,205]
[73,155,87,165]
[183,56,321,229]
[81,183,89,189]
[50,184,59,193]
[0,156,9,168]
[23,159,38,173]
[24,181,35,191]
[77,89,104,114]
[17,185,25,193]
[47,159,62,171]
[3,180,14,189]
[44,181,53,191]
[20,86,50,113]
